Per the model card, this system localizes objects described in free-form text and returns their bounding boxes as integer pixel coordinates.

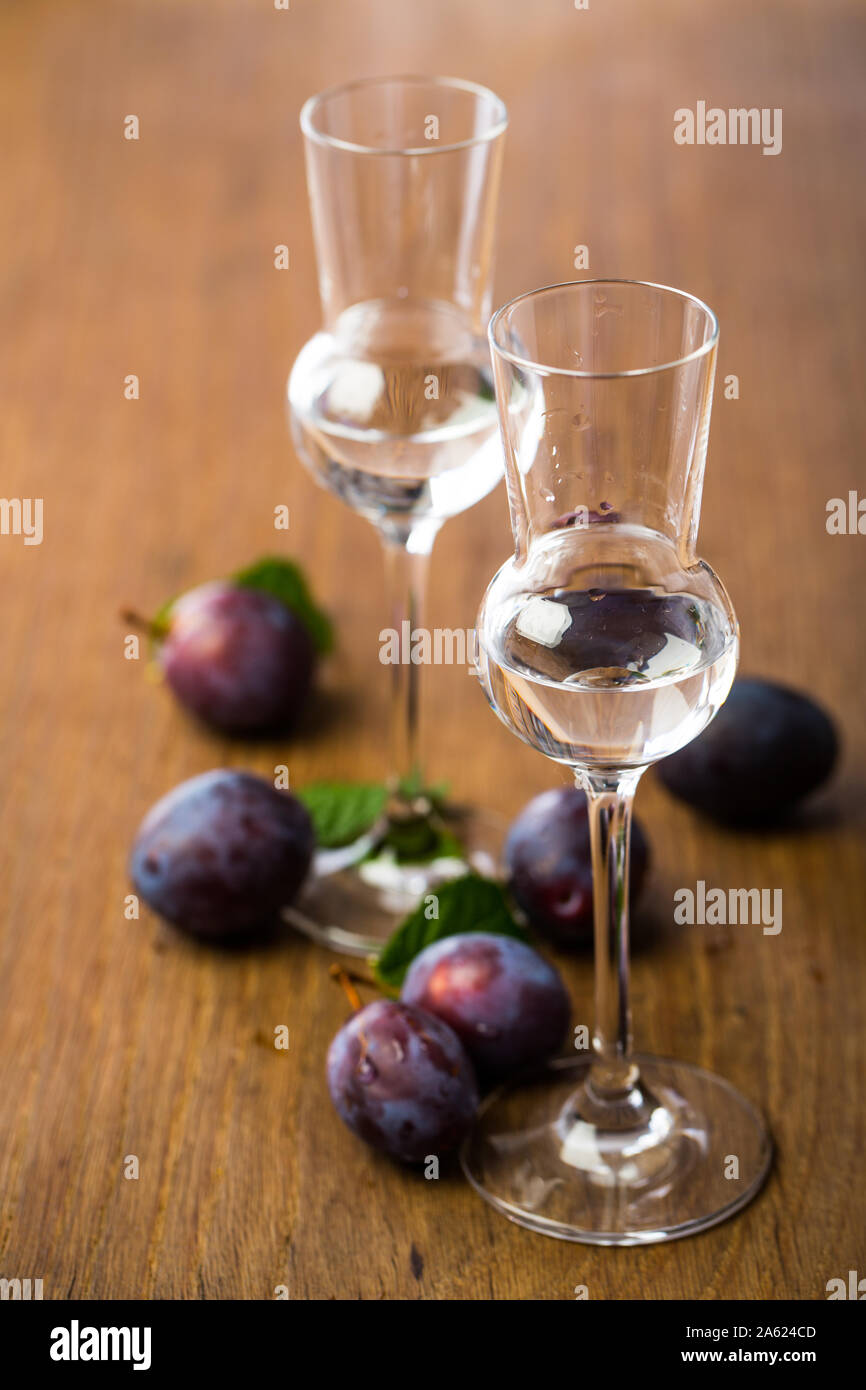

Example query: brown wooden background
[0,0,864,1301]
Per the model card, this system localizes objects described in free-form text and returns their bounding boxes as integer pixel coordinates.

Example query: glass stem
[575,767,644,1100]
[379,520,438,790]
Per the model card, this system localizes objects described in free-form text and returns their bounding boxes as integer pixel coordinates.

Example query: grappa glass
[286,76,507,955]
[464,279,772,1243]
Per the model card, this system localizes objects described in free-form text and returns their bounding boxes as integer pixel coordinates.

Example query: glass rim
[299,73,508,156]
[488,279,720,379]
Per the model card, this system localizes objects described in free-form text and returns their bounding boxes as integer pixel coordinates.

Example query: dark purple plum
[657,677,839,824]
[326,999,478,1164]
[505,786,649,948]
[160,581,314,735]
[130,769,314,940]
[401,933,570,1075]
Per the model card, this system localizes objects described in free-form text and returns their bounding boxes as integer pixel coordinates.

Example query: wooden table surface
[1,0,864,1301]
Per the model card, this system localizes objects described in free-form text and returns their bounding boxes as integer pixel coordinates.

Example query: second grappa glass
[287,76,507,955]
[464,280,772,1243]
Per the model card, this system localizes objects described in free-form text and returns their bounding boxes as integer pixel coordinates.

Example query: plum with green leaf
[159,581,314,735]
[127,557,332,736]
[373,873,530,991]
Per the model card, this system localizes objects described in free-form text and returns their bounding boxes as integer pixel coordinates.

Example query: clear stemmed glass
[464,280,772,1243]
[286,76,507,956]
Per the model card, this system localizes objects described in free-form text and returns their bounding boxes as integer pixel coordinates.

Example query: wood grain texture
[0,0,864,1300]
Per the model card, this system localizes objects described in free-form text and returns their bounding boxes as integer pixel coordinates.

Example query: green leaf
[233,556,334,654]
[374,874,529,991]
[296,781,387,848]
[373,818,463,865]
[395,769,450,807]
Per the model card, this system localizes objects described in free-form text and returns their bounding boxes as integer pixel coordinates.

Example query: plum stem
[119,607,166,639]
[329,964,369,1013]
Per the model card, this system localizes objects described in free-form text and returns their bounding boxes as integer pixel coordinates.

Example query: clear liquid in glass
[288,297,503,526]
[478,527,738,768]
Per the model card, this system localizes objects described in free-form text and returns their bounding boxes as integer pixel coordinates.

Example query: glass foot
[461,1054,772,1245]
[283,806,505,957]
